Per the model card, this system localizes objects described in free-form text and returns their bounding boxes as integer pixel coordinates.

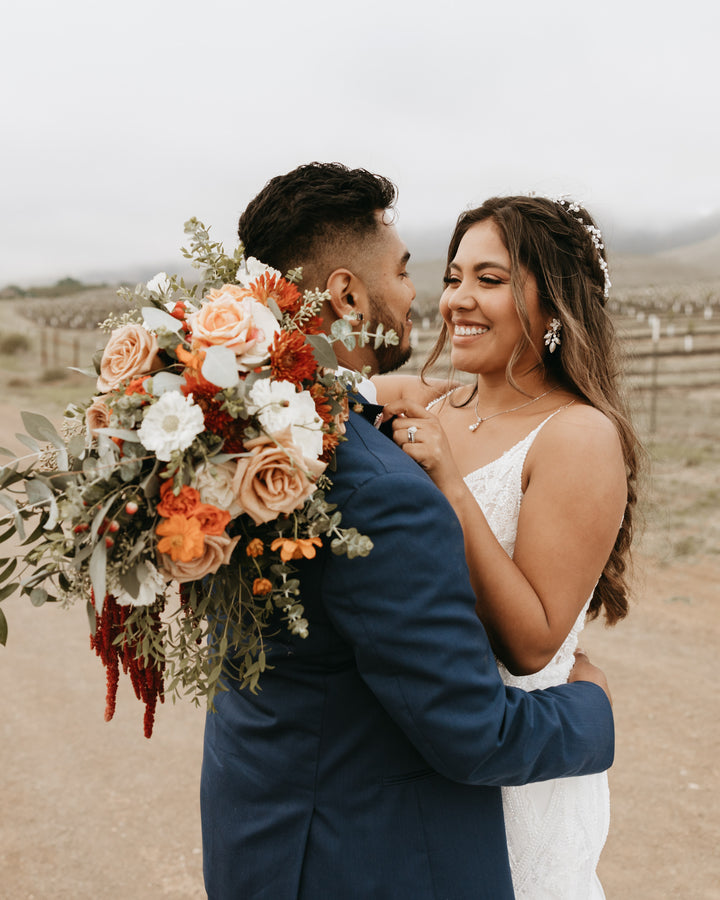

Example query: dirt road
[1,399,718,898]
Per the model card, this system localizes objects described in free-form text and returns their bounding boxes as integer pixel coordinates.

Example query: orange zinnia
[270,536,323,562]
[156,515,205,562]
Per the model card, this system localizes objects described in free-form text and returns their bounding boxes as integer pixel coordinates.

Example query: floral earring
[544,318,562,353]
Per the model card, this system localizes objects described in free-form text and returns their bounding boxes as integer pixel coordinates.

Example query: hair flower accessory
[0,217,397,737]
[554,196,612,300]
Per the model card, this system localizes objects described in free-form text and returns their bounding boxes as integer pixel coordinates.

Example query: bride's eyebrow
[449,260,511,274]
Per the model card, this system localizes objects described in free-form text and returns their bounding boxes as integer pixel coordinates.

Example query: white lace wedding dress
[463,411,610,900]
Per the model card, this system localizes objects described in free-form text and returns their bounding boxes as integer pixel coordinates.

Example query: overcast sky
[2,0,719,283]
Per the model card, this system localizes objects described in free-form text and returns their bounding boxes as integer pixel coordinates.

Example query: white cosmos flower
[111,560,166,607]
[235,256,281,288]
[248,379,324,460]
[137,391,205,461]
[146,271,171,294]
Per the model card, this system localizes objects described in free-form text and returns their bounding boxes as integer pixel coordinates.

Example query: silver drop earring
[544,318,562,353]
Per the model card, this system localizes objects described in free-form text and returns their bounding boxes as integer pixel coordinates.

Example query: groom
[201,163,614,899]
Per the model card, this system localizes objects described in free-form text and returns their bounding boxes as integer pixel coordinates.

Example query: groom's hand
[569,649,612,706]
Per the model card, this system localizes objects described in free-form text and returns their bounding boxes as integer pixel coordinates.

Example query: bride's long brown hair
[423,195,642,625]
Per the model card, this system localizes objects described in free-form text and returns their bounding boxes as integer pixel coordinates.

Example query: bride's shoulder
[537,401,622,461]
[372,374,454,407]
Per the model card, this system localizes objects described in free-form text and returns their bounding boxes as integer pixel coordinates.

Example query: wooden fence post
[648,316,660,435]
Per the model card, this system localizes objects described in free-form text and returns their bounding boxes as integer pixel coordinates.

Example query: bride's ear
[325,269,369,324]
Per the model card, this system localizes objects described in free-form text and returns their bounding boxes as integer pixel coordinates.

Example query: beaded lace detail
[461,410,610,900]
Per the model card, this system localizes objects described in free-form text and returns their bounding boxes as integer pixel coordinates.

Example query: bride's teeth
[455,325,487,336]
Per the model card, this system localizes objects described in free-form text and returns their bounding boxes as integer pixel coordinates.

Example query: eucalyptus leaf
[0,447,16,457]
[119,456,143,482]
[0,523,16,544]
[21,412,65,450]
[68,434,86,458]
[119,564,141,600]
[141,306,183,334]
[0,465,23,490]
[16,433,40,453]
[148,371,184,395]
[13,511,25,542]
[0,494,18,515]
[86,599,97,637]
[305,334,338,369]
[202,346,239,389]
[89,540,107,615]
[0,606,7,645]
[267,298,283,322]
[0,582,20,602]
[30,587,48,607]
[90,494,117,543]
[0,558,18,582]
[82,456,98,477]
[25,478,53,506]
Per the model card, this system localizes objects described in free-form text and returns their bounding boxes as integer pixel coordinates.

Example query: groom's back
[200,413,516,900]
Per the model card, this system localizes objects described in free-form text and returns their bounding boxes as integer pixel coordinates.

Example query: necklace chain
[469,386,560,432]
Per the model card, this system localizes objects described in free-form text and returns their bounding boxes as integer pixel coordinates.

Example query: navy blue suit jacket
[201,408,614,899]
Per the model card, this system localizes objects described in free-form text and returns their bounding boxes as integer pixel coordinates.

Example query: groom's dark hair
[238,162,397,279]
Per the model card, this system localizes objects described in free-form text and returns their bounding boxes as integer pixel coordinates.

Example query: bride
[374,195,642,899]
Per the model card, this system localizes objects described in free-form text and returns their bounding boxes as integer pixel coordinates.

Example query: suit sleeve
[321,469,614,786]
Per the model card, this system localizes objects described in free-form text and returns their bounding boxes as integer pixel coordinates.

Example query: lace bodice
[462,413,591,691]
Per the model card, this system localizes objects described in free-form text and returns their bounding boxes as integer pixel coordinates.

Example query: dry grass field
[1,269,719,898]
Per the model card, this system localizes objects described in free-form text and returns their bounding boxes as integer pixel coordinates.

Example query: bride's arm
[371,374,451,407]
[385,400,627,675]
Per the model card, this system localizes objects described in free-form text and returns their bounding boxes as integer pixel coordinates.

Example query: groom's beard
[368,297,413,374]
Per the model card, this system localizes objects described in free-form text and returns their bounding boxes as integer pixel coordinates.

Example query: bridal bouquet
[0,219,392,736]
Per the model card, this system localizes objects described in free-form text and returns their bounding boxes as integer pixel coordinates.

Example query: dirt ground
[1,404,719,899]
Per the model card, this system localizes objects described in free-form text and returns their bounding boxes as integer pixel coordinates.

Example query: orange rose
[86,395,111,437]
[97,324,162,392]
[156,482,201,518]
[231,430,325,526]
[186,285,281,371]
[156,514,205,562]
[192,503,232,536]
[252,577,273,596]
[157,533,240,583]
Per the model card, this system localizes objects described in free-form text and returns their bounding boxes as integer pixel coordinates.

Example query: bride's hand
[568,649,612,706]
[384,399,461,492]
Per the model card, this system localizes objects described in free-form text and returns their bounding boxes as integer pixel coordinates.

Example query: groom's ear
[325,268,370,323]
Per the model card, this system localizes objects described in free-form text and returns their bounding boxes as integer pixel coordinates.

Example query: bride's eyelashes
[442,274,504,286]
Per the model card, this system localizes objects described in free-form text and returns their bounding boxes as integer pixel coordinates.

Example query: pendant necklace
[469,386,560,432]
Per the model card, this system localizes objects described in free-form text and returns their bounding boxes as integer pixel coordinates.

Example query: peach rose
[86,395,111,437]
[232,430,326,526]
[186,285,281,371]
[156,481,201,518]
[97,324,162,392]
[157,532,240,583]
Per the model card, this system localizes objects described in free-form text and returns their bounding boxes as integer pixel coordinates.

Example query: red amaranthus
[90,596,165,738]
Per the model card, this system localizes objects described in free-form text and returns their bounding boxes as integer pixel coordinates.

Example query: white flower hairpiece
[554,197,612,300]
